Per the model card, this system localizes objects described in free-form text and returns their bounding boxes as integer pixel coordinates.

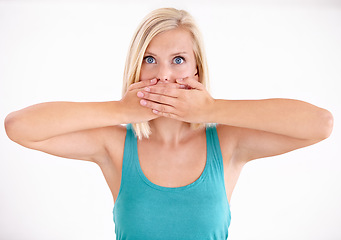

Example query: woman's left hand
[136,77,215,123]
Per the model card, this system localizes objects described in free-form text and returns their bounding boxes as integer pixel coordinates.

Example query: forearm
[5,101,126,143]
[209,98,333,140]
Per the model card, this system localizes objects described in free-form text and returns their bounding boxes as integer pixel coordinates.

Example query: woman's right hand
[119,78,160,123]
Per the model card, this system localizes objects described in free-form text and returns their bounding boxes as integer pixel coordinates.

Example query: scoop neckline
[134,128,210,192]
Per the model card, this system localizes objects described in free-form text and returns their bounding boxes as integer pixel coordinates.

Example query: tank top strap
[122,124,138,167]
[205,124,225,181]
[114,124,139,206]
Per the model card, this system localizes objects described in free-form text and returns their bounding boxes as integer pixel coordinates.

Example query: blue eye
[173,56,184,64]
[144,56,156,64]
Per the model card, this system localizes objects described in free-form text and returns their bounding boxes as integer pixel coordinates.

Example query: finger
[176,77,204,90]
[152,109,179,119]
[140,99,176,114]
[143,85,180,98]
[138,92,178,106]
[128,78,158,91]
[155,81,185,89]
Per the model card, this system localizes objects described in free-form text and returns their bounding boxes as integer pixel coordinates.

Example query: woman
[4,7,333,240]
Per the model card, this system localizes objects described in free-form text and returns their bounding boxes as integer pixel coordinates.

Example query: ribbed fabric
[113,124,231,240]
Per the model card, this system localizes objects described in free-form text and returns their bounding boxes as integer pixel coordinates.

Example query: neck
[148,117,191,145]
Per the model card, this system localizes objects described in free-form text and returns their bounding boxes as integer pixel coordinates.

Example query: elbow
[4,112,23,144]
[4,112,17,142]
[317,109,334,140]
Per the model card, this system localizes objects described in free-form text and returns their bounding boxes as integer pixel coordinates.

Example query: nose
[157,64,173,82]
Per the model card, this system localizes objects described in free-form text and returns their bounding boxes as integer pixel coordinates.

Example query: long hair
[122,8,210,139]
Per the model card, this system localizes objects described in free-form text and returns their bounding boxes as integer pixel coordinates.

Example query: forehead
[146,28,194,54]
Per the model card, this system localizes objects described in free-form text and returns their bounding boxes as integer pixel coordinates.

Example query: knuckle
[145,101,152,108]
[155,94,163,102]
[143,92,149,98]
[154,104,162,111]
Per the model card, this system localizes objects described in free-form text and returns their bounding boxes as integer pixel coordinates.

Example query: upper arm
[19,125,126,164]
[217,124,321,164]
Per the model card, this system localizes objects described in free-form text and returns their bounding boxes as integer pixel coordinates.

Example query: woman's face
[140,28,198,83]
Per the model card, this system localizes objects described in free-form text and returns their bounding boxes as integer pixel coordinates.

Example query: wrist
[116,100,131,124]
[203,98,218,123]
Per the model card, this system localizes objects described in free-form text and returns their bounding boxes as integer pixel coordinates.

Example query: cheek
[169,62,198,79]
[139,65,156,81]
[174,64,198,79]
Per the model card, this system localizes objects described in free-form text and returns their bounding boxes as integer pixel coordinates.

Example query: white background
[1,0,340,239]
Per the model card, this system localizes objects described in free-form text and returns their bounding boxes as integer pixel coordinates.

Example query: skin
[4,28,333,205]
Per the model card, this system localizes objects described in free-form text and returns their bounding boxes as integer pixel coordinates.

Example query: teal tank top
[113,124,231,240]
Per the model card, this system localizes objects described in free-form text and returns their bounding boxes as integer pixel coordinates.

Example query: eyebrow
[144,51,189,57]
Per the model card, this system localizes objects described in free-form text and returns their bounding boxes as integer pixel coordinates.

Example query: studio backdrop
[0,1,340,240]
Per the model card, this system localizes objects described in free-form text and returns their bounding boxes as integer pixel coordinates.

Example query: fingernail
[137,91,144,98]
[144,87,150,92]
[179,85,186,89]
[140,99,147,106]
[150,78,157,83]
[177,78,183,82]
[153,109,158,114]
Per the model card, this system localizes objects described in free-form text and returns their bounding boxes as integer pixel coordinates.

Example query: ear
[194,68,199,81]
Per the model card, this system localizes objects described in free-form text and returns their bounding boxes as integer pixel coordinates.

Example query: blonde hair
[122,8,210,139]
